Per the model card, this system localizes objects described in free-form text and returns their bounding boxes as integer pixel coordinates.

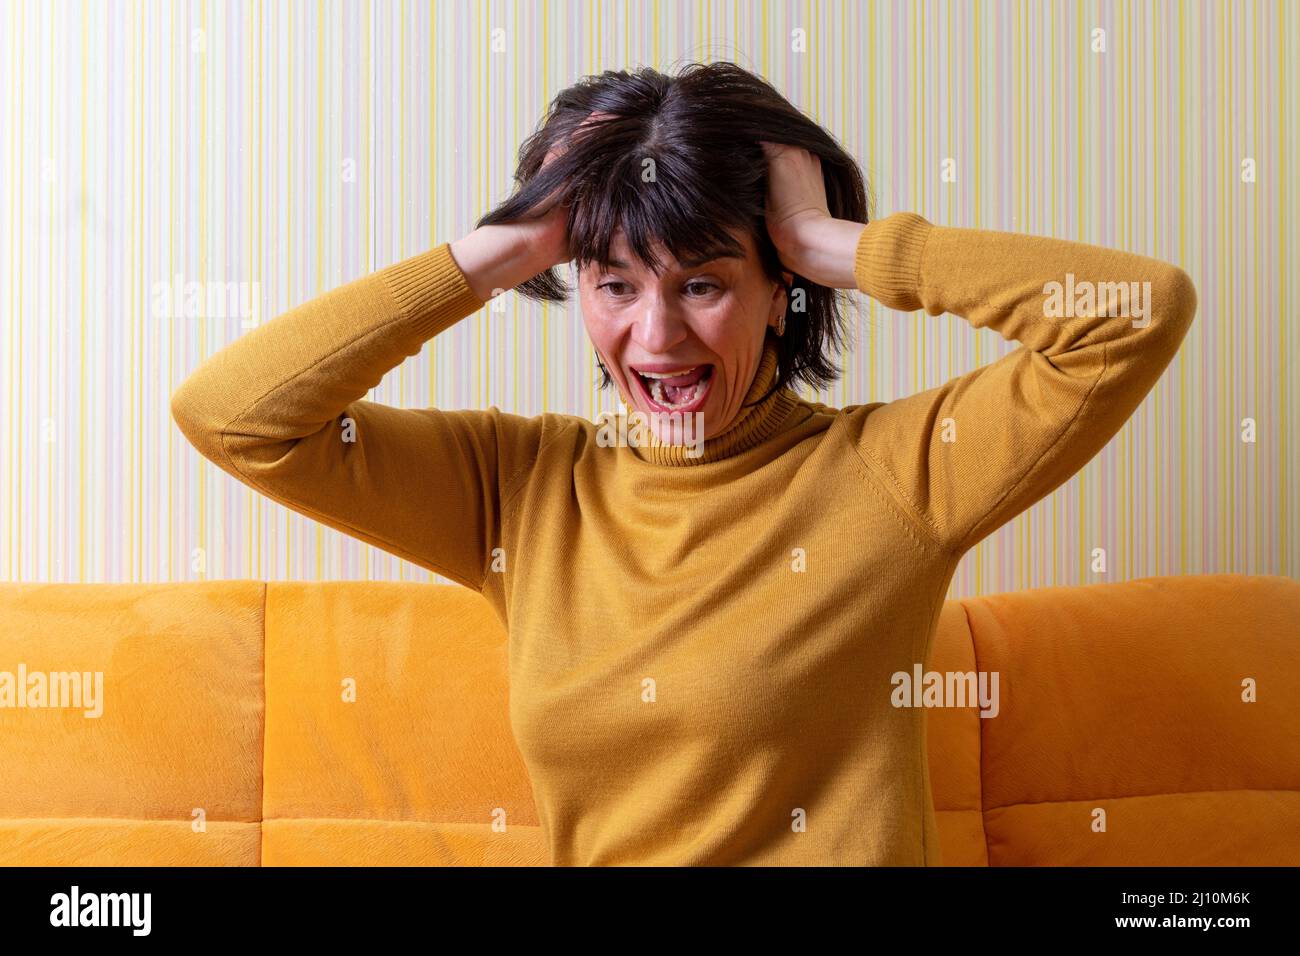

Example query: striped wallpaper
[1,0,1295,597]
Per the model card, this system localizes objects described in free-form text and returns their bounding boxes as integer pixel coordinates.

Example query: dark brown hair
[476,60,874,402]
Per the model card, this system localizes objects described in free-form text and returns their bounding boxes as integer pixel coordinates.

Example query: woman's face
[577,226,789,445]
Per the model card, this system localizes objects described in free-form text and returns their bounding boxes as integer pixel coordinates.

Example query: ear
[768,271,794,328]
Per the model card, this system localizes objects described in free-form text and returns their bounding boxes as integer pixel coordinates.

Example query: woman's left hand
[760,142,833,250]
[760,141,866,290]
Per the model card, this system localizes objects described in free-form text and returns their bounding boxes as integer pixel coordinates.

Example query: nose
[630,291,690,356]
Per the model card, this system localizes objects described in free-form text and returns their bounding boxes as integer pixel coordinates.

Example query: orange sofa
[1,573,1296,866]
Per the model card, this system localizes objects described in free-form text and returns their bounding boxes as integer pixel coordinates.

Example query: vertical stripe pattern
[0,0,1295,596]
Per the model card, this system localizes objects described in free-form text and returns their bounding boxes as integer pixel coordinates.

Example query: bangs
[565,155,753,275]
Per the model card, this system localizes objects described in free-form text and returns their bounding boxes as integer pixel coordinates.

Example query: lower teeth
[649,378,701,408]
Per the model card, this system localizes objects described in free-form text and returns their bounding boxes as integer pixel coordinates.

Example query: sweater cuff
[852,211,933,312]
[379,243,486,337]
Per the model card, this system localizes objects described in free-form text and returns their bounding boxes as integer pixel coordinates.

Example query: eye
[684,280,719,296]
[597,280,631,297]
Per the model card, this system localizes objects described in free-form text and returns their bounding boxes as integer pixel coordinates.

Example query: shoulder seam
[831,414,956,557]
[499,412,581,513]
[483,412,554,593]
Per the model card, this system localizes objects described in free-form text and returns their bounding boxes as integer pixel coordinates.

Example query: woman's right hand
[450,111,611,301]
[503,142,577,272]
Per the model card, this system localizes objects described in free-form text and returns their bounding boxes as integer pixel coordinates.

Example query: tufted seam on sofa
[984,786,1300,812]
[261,817,546,824]
[0,816,542,826]
[0,816,264,824]
[259,581,267,866]
[959,598,992,867]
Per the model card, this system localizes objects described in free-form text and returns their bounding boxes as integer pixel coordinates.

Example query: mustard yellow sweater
[170,212,1197,865]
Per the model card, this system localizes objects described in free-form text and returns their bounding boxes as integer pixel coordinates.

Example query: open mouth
[630,363,715,414]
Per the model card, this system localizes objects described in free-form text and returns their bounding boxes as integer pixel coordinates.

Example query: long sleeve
[843,212,1198,556]
[169,243,547,591]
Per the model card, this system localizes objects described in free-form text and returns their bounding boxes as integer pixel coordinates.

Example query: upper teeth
[639,367,700,379]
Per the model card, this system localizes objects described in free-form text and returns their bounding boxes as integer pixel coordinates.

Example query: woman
[171,62,1197,866]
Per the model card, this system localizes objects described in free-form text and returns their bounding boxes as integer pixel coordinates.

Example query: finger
[543,109,616,170]
[568,109,616,152]
[535,110,617,215]
[579,109,617,128]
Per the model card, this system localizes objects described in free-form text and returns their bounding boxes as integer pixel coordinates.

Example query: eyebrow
[605,251,743,270]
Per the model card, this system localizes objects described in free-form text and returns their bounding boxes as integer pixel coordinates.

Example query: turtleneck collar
[623,331,801,466]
